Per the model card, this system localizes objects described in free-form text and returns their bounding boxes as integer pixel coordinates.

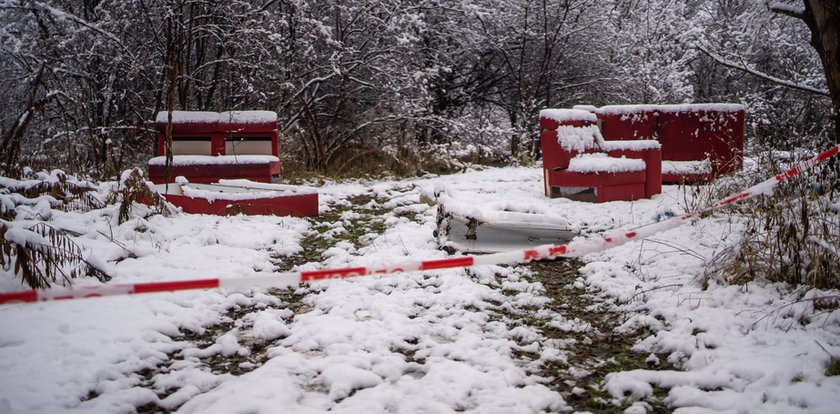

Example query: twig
[627,283,685,302]
[639,238,706,261]
[814,340,838,359]
[97,230,138,259]
[751,295,840,329]
[768,2,805,19]
[808,236,840,261]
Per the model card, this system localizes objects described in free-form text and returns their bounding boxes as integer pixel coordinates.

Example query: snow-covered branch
[696,44,830,97]
[809,236,840,261]
[768,2,806,19]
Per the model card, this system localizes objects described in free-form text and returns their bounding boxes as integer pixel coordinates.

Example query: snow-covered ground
[1,166,839,413]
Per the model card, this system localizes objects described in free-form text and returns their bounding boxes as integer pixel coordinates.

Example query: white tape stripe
[219,273,301,290]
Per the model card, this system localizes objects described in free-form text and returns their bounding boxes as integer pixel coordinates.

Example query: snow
[567,153,647,173]
[219,111,278,124]
[435,191,573,228]
[552,124,659,153]
[154,111,220,124]
[809,236,840,261]
[155,111,278,125]
[655,103,745,113]
[597,104,661,115]
[147,155,279,166]
[598,103,745,114]
[599,139,662,151]
[178,185,286,202]
[155,181,318,202]
[662,159,711,174]
[602,282,840,413]
[1,165,839,413]
[555,125,602,151]
[539,108,597,123]
[216,179,318,195]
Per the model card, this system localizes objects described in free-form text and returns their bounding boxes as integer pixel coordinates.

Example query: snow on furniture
[151,179,318,217]
[661,160,712,184]
[567,154,646,174]
[539,108,597,129]
[433,191,578,252]
[150,111,282,184]
[148,154,281,166]
[539,109,662,202]
[575,104,745,183]
[148,155,281,184]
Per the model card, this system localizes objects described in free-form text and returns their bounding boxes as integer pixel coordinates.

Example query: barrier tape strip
[1,145,837,305]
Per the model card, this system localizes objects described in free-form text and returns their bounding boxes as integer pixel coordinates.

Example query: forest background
[0,0,835,179]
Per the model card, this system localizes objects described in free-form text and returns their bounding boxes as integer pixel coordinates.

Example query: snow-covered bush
[0,221,110,289]
[111,168,174,224]
[0,170,109,288]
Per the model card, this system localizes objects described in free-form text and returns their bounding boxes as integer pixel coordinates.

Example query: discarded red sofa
[540,109,662,202]
[148,111,318,217]
[575,104,745,184]
[152,180,318,217]
[149,111,282,184]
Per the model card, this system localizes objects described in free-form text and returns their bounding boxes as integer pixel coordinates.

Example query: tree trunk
[804,1,840,142]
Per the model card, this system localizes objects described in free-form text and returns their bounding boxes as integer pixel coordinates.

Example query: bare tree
[770,1,840,141]
[0,0,833,178]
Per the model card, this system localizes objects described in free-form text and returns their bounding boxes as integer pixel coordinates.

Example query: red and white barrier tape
[1,145,837,305]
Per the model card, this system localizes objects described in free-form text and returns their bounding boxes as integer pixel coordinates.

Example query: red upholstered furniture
[540,109,662,202]
[149,111,282,184]
[575,104,745,183]
[146,111,319,217]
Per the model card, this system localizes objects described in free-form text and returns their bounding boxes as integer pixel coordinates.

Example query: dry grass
[0,171,113,288]
[0,221,110,288]
[708,160,840,289]
[110,168,176,224]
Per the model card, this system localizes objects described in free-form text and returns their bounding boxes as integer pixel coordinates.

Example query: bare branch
[768,2,806,20]
[697,44,830,97]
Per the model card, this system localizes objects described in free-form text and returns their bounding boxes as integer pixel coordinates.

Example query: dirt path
[518,260,671,413]
[130,187,669,413]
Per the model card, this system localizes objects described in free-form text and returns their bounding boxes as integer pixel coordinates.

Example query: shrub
[0,170,109,288]
[709,155,840,289]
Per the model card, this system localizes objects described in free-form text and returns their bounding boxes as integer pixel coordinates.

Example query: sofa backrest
[575,104,745,176]
[155,111,279,158]
[656,105,744,175]
[599,105,659,141]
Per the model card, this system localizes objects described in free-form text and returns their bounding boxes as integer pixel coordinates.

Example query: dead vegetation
[516,260,672,413]
[0,168,175,289]
[1,171,110,288]
[110,168,176,224]
[0,170,104,221]
[707,159,840,289]
[0,221,110,289]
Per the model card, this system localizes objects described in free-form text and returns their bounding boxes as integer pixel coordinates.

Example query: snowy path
[1,166,839,413]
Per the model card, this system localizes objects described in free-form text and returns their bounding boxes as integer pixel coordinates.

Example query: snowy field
[1,165,839,413]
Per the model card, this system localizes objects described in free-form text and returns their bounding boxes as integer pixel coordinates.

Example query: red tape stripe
[0,290,38,304]
[133,279,220,294]
[420,257,474,270]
